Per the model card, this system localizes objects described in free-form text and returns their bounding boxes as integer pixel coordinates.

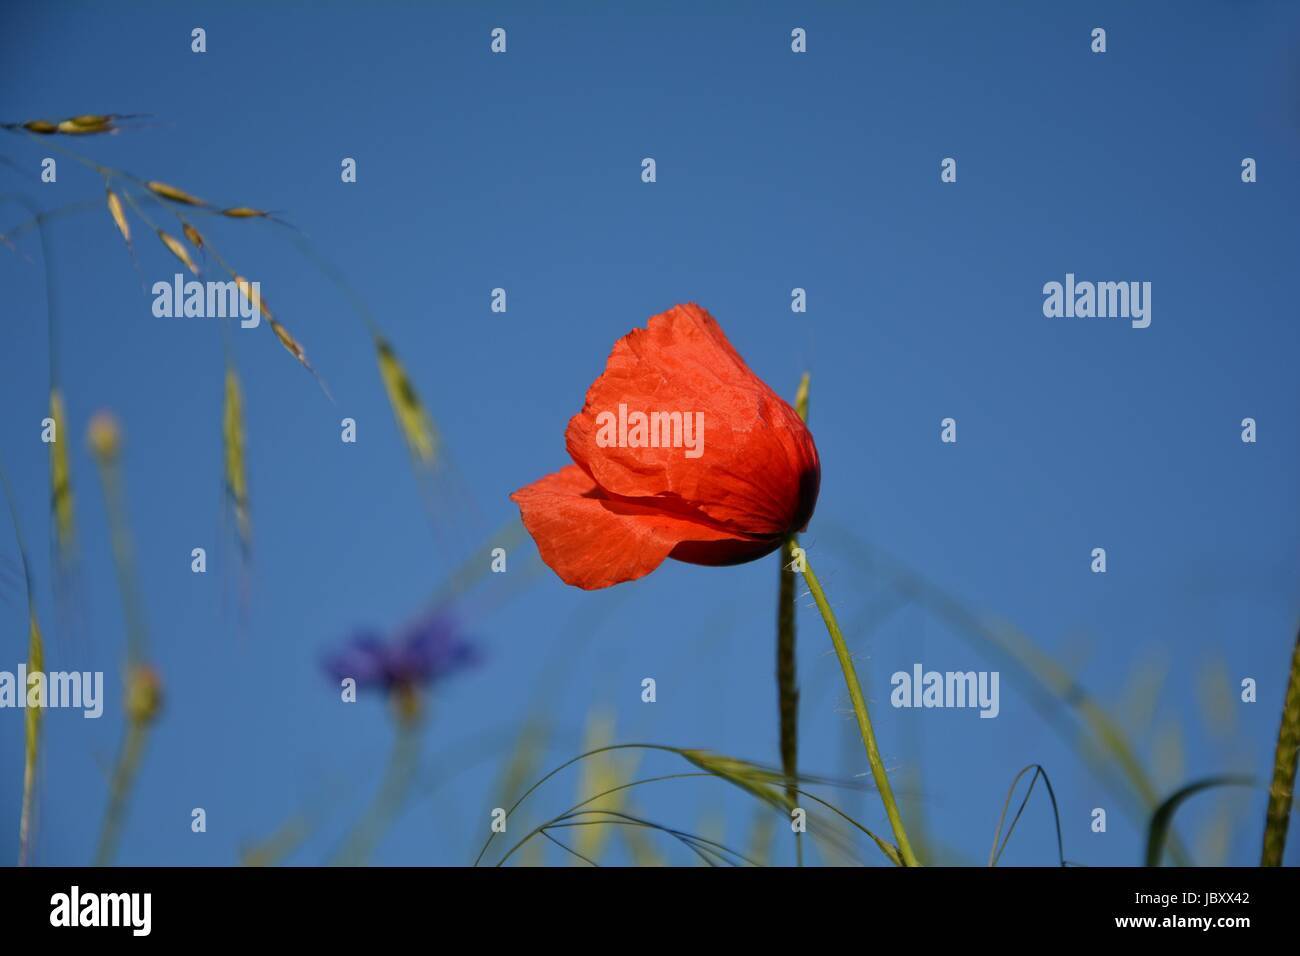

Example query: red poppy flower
[511,303,820,589]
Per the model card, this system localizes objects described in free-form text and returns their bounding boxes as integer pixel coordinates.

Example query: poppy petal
[564,303,819,536]
[510,464,765,589]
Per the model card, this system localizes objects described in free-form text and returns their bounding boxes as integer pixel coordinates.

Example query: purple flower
[323,606,479,693]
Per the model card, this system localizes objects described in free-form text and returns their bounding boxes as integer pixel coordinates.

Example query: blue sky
[1,1,1298,866]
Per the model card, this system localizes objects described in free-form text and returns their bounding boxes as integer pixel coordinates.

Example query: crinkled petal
[511,464,768,589]
[564,303,819,536]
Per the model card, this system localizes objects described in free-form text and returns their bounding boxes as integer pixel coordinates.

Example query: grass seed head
[146,180,206,206]
[57,115,115,134]
[234,275,271,320]
[157,229,199,275]
[376,338,438,463]
[679,749,795,812]
[270,320,308,365]
[105,189,131,246]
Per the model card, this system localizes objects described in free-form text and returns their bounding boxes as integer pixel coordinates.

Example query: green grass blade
[1146,776,1252,867]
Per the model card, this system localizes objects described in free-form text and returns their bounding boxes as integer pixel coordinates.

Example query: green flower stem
[802,556,919,866]
[1262,622,1300,866]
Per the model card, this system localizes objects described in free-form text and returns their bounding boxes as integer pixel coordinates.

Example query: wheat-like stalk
[48,388,73,564]
[376,337,438,464]
[223,364,251,555]
[0,459,47,866]
[1262,624,1300,866]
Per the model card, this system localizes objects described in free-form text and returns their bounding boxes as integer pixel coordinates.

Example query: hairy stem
[802,556,918,866]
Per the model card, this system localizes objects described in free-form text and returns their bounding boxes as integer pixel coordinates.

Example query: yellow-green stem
[18,729,38,865]
[18,610,44,865]
[93,717,148,866]
[1262,622,1300,866]
[803,556,918,866]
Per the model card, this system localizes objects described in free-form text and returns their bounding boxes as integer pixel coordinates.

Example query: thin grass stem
[93,717,147,866]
